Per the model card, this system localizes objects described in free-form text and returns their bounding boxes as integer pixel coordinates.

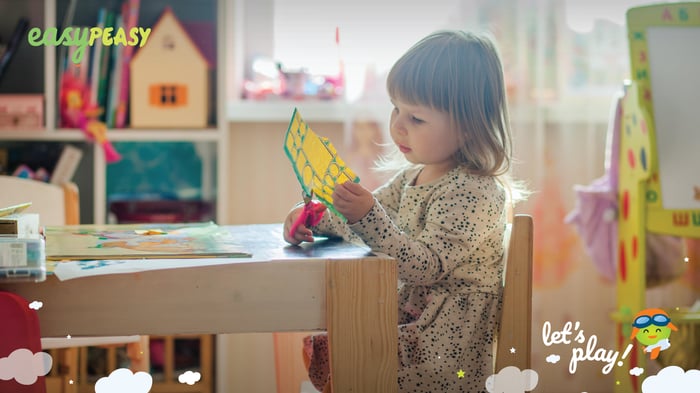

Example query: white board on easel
[646,26,700,210]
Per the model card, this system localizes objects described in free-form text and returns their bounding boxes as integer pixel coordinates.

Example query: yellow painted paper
[283,108,359,217]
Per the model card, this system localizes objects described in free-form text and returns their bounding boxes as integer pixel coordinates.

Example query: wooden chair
[495,214,534,371]
[0,176,80,227]
[0,176,147,393]
[275,215,534,391]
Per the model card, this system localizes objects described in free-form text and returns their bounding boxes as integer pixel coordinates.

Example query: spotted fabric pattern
[308,165,507,392]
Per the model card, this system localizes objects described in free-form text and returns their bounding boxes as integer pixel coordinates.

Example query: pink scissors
[288,189,327,238]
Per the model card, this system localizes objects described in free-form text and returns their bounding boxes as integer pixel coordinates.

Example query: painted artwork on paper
[45,222,250,260]
[283,108,359,215]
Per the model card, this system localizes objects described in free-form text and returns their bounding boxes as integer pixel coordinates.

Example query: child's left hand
[332,181,374,224]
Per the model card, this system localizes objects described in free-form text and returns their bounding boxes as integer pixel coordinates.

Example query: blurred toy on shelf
[11,164,49,182]
[59,71,90,128]
[59,72,121,163]
[242,58,344,101]
[242,27,344,101]
[242,57,285,100]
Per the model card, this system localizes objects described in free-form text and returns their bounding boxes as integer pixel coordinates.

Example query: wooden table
[1,224,398,393]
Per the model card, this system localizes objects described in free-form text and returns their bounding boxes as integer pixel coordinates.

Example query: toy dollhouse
[129,7,211,128]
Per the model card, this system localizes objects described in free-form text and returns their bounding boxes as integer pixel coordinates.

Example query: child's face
[390,98,459,169]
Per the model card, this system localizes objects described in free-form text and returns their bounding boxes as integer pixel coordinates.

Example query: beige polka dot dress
[307,165,507,392]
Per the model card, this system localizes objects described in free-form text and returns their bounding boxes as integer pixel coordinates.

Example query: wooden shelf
[227,99,392,123]
[0,0,229,225]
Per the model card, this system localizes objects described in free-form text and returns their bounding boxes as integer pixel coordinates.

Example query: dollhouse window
[149,85,188,107]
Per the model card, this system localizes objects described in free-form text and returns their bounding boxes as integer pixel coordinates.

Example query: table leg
[326,257,398,393]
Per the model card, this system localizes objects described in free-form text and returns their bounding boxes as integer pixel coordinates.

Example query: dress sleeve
[348,178,505,285]
[371,170,407,215]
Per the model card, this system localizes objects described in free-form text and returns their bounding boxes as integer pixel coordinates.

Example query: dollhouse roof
[131,6,214,69]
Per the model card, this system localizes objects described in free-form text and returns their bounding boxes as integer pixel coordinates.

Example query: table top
[0,223,399,393]
[0,223,386,336]
[34,223,375,281]
[227,224,373,261]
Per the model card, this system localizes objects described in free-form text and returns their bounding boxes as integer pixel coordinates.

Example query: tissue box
[0,213,40,236]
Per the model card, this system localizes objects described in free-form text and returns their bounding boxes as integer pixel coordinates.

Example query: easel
[615,3,700,392]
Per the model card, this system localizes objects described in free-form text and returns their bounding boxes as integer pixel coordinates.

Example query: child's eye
[411,116,424,124]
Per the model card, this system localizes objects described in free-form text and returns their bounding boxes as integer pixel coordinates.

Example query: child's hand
[332,181,374,224]
[283,206,315,244]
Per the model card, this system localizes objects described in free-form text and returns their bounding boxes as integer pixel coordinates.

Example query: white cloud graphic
[485,366,539,393]
[0,348,52,385]
[630,367,644,376]
[178,370,201,385]
[28,301,43,310]
[94,368,152,393]
[545,354,560,364]
[642,366,700,393]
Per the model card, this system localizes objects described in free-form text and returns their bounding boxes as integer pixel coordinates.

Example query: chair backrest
[0,176,79,225]
[495,214,533,371]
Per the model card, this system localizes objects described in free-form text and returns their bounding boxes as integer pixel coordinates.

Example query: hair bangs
[382,30,517,181]
[387,41,451,112]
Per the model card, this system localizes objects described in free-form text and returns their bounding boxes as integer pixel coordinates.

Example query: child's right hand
[283,206,315,245]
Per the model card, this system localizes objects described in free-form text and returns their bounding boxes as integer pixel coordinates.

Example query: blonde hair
[383,30,512,178]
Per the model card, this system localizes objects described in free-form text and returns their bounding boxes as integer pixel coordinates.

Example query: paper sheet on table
[45,222,250,261]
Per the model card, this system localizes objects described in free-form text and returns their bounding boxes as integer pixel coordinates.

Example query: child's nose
[391,116,408,135]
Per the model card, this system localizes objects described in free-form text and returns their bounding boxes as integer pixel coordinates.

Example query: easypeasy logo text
[27,26,151,64]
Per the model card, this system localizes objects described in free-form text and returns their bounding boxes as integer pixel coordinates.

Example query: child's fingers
[333,182,357,203]
[284,222,314,245]
[283,226,301,244]
[284,210,303,244]
[293,226,315,243]
[339,180,364,195]
[299,226,315,242]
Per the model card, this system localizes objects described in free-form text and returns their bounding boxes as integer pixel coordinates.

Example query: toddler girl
[285,29,521,393]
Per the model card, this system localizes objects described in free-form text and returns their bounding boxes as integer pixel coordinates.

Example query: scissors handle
[288,200,326,238]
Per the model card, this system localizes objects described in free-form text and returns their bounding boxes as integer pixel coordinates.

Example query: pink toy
[566,91,685,286]
[59,72,121,163]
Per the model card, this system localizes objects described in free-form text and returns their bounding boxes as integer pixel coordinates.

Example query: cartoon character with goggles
[629,308,678,360]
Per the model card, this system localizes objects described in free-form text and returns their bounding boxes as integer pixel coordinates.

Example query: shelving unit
[0,0,229,225]
[1,2,224,393]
